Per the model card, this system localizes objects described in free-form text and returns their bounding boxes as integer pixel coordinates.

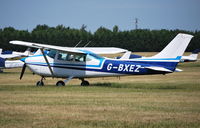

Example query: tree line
[0,24,199,52]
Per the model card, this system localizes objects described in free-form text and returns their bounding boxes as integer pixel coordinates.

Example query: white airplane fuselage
[22,52,180,79]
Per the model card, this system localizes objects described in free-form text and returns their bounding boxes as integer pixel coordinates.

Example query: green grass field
[0,53,200,128]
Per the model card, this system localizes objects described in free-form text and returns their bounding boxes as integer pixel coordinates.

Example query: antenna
[84,41,91,47]
[74,40,82,47]
[135,18,138,30]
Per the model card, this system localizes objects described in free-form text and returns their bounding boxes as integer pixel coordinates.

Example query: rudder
[151,33,193,59]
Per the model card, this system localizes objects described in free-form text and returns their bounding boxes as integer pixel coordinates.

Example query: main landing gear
[56,78,90,86]
[35,76,90,86]
[56,81,65,86]
[56,76,73,86]
[80,78,90,86]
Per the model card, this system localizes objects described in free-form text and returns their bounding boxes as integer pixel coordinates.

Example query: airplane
[180,49,200,62]
[0,48,33,72]
[9,33,193,86]
[0,48,32,59]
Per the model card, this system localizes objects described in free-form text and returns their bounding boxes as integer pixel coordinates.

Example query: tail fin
[0,49,2,54]
[151,33,193,58]
[23,48,31,56]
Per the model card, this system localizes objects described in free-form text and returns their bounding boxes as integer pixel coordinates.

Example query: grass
[0,52,200,128]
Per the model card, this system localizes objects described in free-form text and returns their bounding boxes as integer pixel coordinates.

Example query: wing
[10,40,127,54]
[73,47,128,54]
[10,40,84,54]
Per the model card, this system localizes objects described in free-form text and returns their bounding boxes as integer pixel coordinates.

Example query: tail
[151,33,194,59]
[190,49,200,59]
[0,48,2,54]
[143,33,193,73]
[23,48,32,56]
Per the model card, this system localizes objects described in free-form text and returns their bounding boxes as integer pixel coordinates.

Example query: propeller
[20,63,26,80]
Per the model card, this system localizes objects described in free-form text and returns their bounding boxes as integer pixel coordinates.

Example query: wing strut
[40,48,54,77]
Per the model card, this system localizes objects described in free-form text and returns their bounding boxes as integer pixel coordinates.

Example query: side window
[47,50,57,59]
[57,52,86,62]
[57,52,68,61]
[66,54,74,61]
[86,54,94,61]
[75,54,86,62]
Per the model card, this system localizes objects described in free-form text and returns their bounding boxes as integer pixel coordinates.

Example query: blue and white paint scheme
[0,48,32,59]
[0,48,32,72]
[10,33,193,86]
[180,49,200,62]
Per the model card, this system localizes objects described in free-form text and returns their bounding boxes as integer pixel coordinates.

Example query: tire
[36,81,44,86]
[56,81,65,86]
[81,80,89,86]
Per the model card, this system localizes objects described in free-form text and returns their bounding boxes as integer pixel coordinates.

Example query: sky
[0,0,200,32]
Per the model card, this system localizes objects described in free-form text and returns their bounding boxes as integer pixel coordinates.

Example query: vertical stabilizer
[151,33,193,58]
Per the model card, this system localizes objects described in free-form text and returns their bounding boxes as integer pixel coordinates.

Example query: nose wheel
[36,77,45,86]
[36,81,44,86]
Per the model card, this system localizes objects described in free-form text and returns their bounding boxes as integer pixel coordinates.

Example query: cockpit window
[75,54,86,62]
[86,53,103,61]
[57,52,68,61]
[47,50,57,59]
[57,52,86,62]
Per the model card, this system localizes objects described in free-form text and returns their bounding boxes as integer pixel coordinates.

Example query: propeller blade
[20,64,26,80]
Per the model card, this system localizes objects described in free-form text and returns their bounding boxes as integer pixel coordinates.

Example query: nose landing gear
[36,77,45,86]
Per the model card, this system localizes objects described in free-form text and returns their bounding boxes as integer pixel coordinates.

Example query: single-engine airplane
[10,33,193,86]
[180,49,200,62]
[0,48,32,72]
[0,48,31,59]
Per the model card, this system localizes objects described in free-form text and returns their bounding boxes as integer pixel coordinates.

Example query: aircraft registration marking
[107,63,143,72]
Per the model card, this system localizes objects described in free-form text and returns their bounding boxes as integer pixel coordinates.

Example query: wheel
[56,81,65,86]
[36,81,44,86]
[81,80,89,86]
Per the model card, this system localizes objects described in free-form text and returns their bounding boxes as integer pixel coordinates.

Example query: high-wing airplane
[0,48,32,59]
[10,33,193,86]
[0,48,32,72]
[180,49,200,62]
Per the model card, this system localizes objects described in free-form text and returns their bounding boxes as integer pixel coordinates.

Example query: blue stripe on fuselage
[98,59,178,74]
[25,57,179,75]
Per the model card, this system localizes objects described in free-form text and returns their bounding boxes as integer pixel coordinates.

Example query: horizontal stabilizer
[175,68,183,72]
[145,66,173,73]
